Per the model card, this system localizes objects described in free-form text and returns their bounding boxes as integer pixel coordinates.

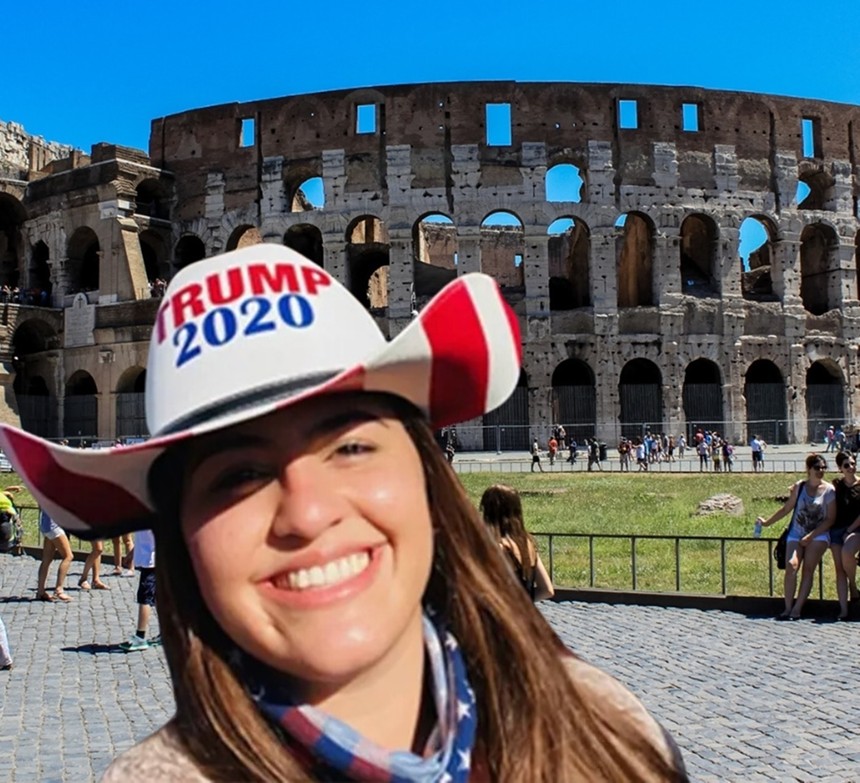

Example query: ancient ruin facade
[3,82,860,448]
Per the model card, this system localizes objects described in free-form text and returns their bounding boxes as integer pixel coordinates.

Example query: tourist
[677,433,686,459]
[36,509,74,602]
[1,245,686,781]
[831,452,860,619]
[756,454,835,620]
[79,540,110,591]
[530,437,544,472]
[547,434,558,466]
[120,529,158,651]
[750,434,766,472]
[111,534,135,577]
[480,484,554,601]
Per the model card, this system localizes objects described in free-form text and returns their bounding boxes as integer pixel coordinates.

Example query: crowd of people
[0,285,50,306]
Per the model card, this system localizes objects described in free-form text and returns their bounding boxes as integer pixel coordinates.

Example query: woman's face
[180,393,434,692]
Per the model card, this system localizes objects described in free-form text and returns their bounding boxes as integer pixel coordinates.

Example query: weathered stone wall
[0,120,74,181]
[6,82,860,443]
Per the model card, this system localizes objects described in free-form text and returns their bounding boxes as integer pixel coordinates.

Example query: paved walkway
[0,554,858,781]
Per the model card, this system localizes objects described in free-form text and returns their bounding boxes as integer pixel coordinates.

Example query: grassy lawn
[458,471,837,598]
[5,468,838,598]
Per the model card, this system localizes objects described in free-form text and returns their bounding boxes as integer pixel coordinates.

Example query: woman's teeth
[275,551,371,591]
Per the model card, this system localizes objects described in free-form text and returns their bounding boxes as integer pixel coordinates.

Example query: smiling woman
[0,245,687,782]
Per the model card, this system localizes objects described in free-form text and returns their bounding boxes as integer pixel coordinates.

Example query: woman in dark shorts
[0,245,688,782]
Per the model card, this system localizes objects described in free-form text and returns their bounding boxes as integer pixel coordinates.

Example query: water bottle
[753,520,763,538]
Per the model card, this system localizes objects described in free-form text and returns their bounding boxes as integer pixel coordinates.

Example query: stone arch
[744,359,788,445]
[346,215,390,311]
[800,222,839,314]
[797,166,834,211]
[139,229,169,281]
[806,360,844,443]
[551,358,596,443]
[226,224,263,252]
[682,358,724,435]
[619,358,663,438]
[291,177,325,211]
[116,366,147,438]
[680,214,718,297]
[740,215,778,301]
[482,369,529,451]
[616,212,654,307]
[548,217,590,309]
[134,177,170,220]
[0,193,25,288]
[413,213,457,299]
[174,234,206,269]
[545,163,584,203]
[66,226,100,293]
[284,224,324,266]
[13,373,54,438]
[65,369,98,440]
[480,211,524,290]
[29,240,52,299]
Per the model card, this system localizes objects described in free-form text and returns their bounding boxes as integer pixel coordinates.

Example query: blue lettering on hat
[173,293,314,368]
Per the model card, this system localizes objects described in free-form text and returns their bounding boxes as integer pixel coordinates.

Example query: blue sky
[4,0,859,152]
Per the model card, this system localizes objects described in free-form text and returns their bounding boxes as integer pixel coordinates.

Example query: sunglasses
[813,463,827,471]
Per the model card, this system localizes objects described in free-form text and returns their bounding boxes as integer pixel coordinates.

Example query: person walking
[78,540,110,591]
[756,454,835,620]
[547,435,558,467]
[120,530,159,651]
[530,438,544,472]
[36,510,74,602]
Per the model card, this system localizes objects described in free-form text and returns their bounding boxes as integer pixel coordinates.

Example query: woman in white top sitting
[757,453,835,620]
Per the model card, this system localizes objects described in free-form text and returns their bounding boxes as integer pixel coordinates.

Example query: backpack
[0,511,19,553]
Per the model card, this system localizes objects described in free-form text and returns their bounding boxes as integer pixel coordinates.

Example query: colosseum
[1,81,859,450]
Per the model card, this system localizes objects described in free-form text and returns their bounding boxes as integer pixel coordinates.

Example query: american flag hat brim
[0,244,522,539]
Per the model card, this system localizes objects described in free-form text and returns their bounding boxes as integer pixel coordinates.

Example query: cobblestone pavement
[1,553,859,781]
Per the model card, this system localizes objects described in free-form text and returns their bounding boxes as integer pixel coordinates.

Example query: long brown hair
[150,396,679,781]
[479,483,536,583]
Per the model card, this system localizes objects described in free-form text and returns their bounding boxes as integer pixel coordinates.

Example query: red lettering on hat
[155,302,170,344]
[301,267,331,295]
[248,263,299,296]
[171,283,205,329]
[207,267,245,305]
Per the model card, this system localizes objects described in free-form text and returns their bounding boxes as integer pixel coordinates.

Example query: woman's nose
[269,458,347,540]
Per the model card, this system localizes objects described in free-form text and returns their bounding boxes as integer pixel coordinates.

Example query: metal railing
[533,532,834,599]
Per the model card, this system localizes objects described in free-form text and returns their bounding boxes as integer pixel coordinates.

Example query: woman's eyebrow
[188,433,269,472]
[306,409,387,440]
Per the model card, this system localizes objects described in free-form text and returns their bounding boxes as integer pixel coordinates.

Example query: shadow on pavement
[61,643,131,655]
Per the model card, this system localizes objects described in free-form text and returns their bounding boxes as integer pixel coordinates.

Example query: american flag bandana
[238,614,477,782]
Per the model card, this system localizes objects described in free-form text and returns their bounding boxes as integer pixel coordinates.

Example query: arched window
[619,358,662,439]
[284,224,324,266]
[545,163,584,203]
[0,193,25,288]
[174,235,206,270]
[739,216,778,301]
[796,169,833,211]
[806,361,843,443]
[480,211,524,290]
[66,227,100,293]
[548,218,590,309]
[744,360,787,445]
[616,212,654,307]
[226,225,263,252]
[139,229,168,282]
[800,223,838,315]
[65,370,98,440]
[346,216,389,311]
[29,241,51,300]
[292,177,325,211]
[551,359,596,444]
[482,369,529,451]
[135,178,170,220]
[413,214,457,299]
[680,214,718,297]
[682,359,724,436]
[116,367,147,438]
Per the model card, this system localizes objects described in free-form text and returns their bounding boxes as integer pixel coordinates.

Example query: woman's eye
[335,441,373,458]
[211,466,270,492]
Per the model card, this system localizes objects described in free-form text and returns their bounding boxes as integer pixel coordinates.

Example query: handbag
[774,480,803,570]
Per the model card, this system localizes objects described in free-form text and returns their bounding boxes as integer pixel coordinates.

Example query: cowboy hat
[0,244,522,539]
